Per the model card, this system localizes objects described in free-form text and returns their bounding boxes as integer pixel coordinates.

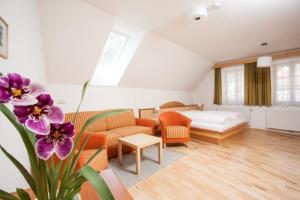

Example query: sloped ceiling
[38,0,114,84]
[83,0,300,62]
[38,0,213,91]
[39,0,300,91]
[154,0,300,62]
[119,32,213,91]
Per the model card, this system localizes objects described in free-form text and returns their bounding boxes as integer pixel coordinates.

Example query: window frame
[273,58,300,106]
[97,31,129,69]
[221,65,244,105]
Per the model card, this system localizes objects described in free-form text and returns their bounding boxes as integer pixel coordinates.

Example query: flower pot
[73,193,81,200]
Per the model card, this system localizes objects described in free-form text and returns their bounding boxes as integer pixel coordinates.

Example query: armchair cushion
[166,126,189,139]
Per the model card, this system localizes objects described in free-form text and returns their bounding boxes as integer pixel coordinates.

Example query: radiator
[266,108,300,132]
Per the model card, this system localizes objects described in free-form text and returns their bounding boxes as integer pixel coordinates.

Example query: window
[222,66,244,105]
[90,29,144,86]
[273,59,300,106]
[295,63,300,102]
[98,31,128,68]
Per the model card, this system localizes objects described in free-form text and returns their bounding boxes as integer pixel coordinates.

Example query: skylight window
[90,29,144,86]
[98,31,128,68]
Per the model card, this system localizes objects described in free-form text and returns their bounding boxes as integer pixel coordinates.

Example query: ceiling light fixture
[261,42,268,46]
[187,1,222,23]
[257,56,272,68]
[212,0,222,9]
[187,6,208,23]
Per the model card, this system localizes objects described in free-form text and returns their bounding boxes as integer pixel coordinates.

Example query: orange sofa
[76,132,108,172]
[159,111,191,146]
[65,109,155,158]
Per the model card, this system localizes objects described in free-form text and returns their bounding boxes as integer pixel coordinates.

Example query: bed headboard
[159,104,203,112]
[159,101,186,109]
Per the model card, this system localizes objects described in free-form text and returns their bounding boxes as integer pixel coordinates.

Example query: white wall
[0,0,46,192]
[46,83,193,115]
[193,69,300,131]
[119,32,213,91]
[39,0,114,85]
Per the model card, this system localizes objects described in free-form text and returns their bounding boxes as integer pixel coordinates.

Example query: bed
[179,110,248,144]
[139,101,248,144]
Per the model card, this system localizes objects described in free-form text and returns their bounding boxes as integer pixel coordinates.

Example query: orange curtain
[214,68,222,105]
[244,62,271,106]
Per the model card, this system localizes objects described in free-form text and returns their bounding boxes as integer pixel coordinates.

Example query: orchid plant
[0,73,120,200]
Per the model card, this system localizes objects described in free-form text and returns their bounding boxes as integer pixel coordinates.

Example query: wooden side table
[118,133,162,175]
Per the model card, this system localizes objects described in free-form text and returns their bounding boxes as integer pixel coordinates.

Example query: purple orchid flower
[13,94,64,134]
[0,73,45,106]
[36,122,75,160]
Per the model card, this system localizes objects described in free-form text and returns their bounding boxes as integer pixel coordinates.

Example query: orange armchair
[159,111,192,147]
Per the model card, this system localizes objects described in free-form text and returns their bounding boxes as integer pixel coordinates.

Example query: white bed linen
[191,118,247,132]
[179,110,243,124]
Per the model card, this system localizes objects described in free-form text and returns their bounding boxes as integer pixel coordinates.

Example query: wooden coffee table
[118,133,163,175]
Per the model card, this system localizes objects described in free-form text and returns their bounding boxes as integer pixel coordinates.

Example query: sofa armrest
[136,118,155,133]
[76,132,108,150]
[76,149,108,172]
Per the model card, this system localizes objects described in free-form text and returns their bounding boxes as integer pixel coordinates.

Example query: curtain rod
[214,48,300,68]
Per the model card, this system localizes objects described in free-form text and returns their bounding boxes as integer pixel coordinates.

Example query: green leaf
[0,104,38,168]
[0,103,42,199]
[0,145,36,193]
[0,72,3,76]
[0,189,19,200]
[16,188,31,200]
[79,166,114,200]
[73,80,89,123]
[65,176,86,189]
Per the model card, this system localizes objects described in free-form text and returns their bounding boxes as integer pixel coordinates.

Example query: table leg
[118,142,122,165]
[136,147,141,175]
[140,148,143,158]
[158,141,162,164]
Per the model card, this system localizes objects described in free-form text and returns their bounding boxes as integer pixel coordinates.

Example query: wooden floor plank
[128,129,300,200]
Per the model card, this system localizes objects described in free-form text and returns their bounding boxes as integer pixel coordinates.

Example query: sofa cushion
[65,111,107,132]
[81,149,108,172]
[166,126,189,139]
[106,110,136,130]
[111,126,152,137]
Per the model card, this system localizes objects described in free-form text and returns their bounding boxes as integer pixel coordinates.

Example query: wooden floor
[128,129,300,200]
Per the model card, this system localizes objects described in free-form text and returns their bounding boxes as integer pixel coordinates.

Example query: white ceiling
[83,0,300,62]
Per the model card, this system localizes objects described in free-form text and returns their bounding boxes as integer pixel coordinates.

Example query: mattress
[179,110,243,124]
[191,118,247,132]
[179,110,247,132]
